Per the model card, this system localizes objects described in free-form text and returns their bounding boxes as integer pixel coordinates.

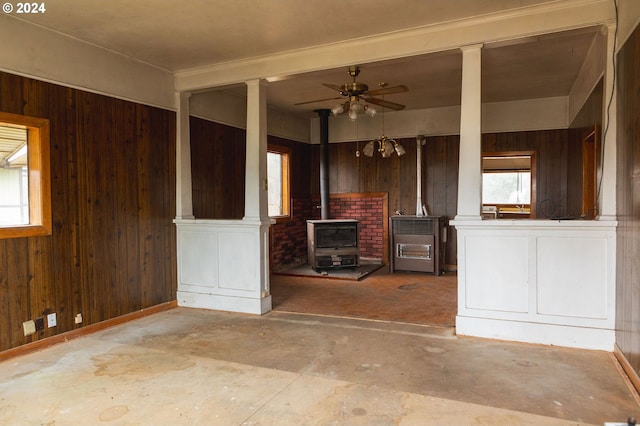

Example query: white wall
[618,0,640,48]
[568,29,606,124]
[0,15,175,110]
[190,90,310,143]
[308,97,568,144]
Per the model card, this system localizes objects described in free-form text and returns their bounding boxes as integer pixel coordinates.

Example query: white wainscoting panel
[451,219,617,350]
[218,231,258,292]
[175,219,272,314]
[465,235,529,313]
[536,236,608,319]
[180,230,219,287]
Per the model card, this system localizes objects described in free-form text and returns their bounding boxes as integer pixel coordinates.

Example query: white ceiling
[9,0,601,118]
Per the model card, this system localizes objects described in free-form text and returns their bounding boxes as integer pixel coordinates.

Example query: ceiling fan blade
[365,85,408,96]
[365,97,406,111]
[294,96,343,106]
[322,83,345,92]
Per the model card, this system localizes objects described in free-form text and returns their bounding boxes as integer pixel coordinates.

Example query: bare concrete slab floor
[0,308,637,425]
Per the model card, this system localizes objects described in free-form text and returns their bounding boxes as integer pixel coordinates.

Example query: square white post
[176,91,194,220]
[455,44,483,221]
[598,22,617,221]
[244,79,269,221]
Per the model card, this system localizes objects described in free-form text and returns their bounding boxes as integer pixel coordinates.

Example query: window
[267,146,290,219]
[0,112,51,239]
[482,151,536,219]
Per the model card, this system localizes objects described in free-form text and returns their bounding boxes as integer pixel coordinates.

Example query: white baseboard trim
[456,315,614,351]
[178,291,272,315]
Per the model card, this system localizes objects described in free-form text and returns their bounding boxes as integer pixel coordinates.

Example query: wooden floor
[271,266,457,327]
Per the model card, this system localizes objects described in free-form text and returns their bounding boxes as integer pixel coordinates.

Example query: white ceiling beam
[175,0,613,92]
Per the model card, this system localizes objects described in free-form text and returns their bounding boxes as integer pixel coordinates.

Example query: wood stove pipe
[316,109,330,220]
[416,135,426,216]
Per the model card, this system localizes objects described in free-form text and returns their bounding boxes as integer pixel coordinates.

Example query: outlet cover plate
[47,313,56,328]
[23,320,36,336]
[34,317,45,331]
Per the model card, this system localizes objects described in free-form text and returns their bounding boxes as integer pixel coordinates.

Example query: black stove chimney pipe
[316,109,330,220]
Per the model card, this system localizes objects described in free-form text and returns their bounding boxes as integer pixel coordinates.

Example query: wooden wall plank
[6,238,29,347]
[0,240,10,349]
[48,83,79,331]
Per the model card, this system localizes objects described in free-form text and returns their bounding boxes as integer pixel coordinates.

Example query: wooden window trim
[268,145,291,223]
[0,112,52,239]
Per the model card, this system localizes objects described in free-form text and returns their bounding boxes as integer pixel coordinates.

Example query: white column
[176,91,194,220]
[598,22,617,220]
[455,44,483,221]
[244,79,269,221]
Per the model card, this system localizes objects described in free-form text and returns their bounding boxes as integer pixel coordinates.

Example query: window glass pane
[0,167,29,225]
[482,171,531,204]
[267,152,283,216]
[0,125,29,225]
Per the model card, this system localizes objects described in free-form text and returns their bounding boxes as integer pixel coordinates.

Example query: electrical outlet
[23,320,36,336]
[74,313,83,324]
[47,313,57,328]
[34,317,45,331]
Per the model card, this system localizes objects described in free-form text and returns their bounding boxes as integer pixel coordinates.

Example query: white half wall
[451,219,617,350]
[0,15,174,110]
[175,219,272,315]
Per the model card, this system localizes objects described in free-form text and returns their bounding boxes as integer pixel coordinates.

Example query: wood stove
[307,219,360,270]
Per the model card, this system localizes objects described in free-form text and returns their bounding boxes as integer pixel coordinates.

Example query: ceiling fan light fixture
[363,141,375,157]
[365,105,377,117]
[380,138,395,158]
[348,108,358,121]
[394,141,406,156]
[331,103,344,116]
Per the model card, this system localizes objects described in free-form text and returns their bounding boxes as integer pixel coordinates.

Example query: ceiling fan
[295,65,408,117]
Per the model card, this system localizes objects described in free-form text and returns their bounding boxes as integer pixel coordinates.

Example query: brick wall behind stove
[270,197,312,270]
[329,197,384,259]
[309,194,386,260]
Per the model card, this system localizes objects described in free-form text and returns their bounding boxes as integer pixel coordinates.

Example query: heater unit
[389,216,444,275]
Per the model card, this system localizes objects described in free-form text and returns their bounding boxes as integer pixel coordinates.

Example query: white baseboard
[456,315,614,351]
[178,291,272,315]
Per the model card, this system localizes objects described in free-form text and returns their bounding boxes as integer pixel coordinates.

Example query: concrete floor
[0,308,638,425]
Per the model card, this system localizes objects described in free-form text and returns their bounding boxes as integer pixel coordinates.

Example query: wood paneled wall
[482,129,575,219]
[615,22,640,381]
[190,117,246,219]
[0,72,176,352]
[189,117,312,219]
